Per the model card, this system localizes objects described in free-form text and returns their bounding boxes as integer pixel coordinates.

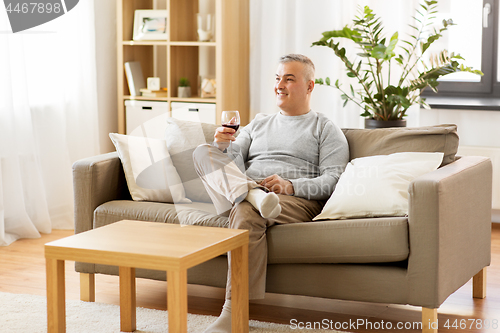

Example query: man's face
[274,61,312,115]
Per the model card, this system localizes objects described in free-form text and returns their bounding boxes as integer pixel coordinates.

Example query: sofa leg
[473,267,487,299]
[80,273,95,302]
[422,307,438,333]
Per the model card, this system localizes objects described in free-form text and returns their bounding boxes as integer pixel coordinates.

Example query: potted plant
[178,77,191,98]
[312,1,483,128]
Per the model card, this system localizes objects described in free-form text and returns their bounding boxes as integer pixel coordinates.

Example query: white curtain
[0,2,100,246]
[250,0,420,127]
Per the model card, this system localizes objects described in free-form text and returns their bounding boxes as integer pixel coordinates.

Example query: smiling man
[275,57,315,116]
[194,54,349,333]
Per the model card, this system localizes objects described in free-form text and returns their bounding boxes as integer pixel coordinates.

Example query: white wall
[94,1,117,153]
[419,107,500,222]
[419,108,500,147]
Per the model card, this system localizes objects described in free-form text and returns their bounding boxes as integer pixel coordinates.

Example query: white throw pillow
[109,133,191,203]
[313,152,444,220]
[164,118,219,203]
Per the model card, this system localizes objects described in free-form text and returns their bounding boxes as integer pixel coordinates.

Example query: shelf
[170,41,216,46]
[117,0,249,134]
[123,96,216,103]
[122,40,169,46]
[122,41,216,46]
[124,96,170,101]
[170,97,216,103]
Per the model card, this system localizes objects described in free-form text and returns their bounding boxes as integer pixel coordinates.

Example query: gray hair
[279,54,315,82]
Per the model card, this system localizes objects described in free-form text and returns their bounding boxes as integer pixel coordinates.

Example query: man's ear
[307,79,315,92]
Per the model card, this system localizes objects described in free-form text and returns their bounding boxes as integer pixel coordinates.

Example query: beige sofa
[73,123,492,332]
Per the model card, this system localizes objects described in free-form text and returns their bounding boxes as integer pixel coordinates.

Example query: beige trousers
[193,144,323,300]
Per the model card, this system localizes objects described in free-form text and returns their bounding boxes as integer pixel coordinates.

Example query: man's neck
[280,108,311,117]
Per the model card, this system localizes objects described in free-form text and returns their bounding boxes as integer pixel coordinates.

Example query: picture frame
[133,10,168,41]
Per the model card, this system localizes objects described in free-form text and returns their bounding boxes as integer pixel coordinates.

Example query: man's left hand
[259,174,294,195]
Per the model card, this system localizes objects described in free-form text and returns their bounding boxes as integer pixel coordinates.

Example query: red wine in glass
[222,123,240,132]
[221,111,240,153]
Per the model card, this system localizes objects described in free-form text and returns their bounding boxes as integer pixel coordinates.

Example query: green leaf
[319,26,362,43]
[371,44,387,59]
[325,77,331,86]
[420,99,431,109]
[451,53,465,61]
[384,32,398,59]
[373,22,383,35]
[335,79,340,88]
[402,40,414,47]
[384,85,400,96]
[360,110,372,117]
[347,72,356,78]
[350,84,355,96]
[421,33,442,54]
[357,53,371,58]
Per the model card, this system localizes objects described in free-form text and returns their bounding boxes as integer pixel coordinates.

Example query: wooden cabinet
[117,0,249,134]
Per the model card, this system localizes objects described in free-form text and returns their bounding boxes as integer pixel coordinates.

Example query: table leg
[167,269,188,333]
[119,267,136,332]
[46,258,66,333]
[231,243,249,333]
[80,273,95,302]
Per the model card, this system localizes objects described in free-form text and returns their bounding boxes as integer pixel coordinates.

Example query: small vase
[364,118,407,129]
[178,86,191,98]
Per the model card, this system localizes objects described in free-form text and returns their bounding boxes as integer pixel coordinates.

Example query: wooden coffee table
[44,220,249,333]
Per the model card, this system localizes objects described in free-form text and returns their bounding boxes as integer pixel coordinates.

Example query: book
[124,61,146,96]
[140,88,168,97]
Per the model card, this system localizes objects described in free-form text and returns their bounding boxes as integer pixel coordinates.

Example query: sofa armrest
[73,152,129,234]
[407,156,492,308]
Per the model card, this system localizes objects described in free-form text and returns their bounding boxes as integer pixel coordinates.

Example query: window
[421,0,499,99]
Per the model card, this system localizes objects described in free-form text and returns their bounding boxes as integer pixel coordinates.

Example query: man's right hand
[213,127,236,151]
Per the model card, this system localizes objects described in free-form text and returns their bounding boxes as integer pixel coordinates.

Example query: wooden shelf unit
[117,0,250,134]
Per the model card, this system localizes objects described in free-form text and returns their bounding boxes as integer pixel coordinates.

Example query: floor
[1,224,499,332]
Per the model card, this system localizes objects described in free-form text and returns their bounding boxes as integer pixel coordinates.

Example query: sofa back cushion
[341,124,459,166]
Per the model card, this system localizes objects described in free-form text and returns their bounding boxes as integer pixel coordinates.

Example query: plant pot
[364,118,407,129]
[177,86,191,98]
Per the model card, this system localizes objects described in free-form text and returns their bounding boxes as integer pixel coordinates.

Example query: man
[194,54,349,332]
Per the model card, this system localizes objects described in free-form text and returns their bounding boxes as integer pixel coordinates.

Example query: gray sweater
[232,111,349,200]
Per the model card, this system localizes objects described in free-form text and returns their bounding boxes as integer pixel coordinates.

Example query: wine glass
[221,110,240,153]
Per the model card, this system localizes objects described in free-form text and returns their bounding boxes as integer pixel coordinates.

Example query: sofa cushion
[94,200,228,229]
[109,133,191,204]
[341,124,459,166]
[313,152,443,220]
[94,201,408,264]
[164,118,219,203]
[267,217,409,264]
